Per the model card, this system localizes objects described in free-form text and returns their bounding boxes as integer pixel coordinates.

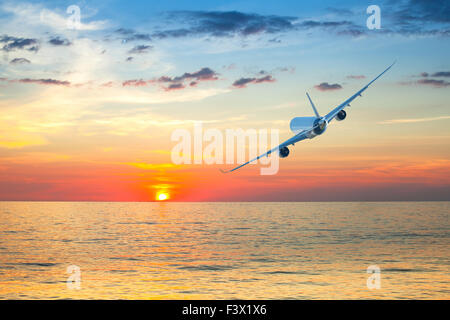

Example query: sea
[0,201,448,299]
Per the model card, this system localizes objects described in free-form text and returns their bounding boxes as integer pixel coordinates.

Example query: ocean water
[0,201,448,299]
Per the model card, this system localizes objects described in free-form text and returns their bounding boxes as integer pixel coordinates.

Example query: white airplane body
[221,62,395,173]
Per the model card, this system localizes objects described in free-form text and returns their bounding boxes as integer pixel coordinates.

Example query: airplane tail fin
[306,92,320,118]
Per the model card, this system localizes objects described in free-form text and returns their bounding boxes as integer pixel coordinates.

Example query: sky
[0,0,449,201]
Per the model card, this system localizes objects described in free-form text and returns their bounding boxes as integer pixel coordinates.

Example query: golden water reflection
[0,202,449,299]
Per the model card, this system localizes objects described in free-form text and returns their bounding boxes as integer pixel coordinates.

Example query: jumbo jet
[221,62,395,173]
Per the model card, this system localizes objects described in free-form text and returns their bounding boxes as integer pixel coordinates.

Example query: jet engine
[279,146,290,158]
[335,110,346,121]
[312,117,328,135]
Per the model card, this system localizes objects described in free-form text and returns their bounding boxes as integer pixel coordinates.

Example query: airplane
[220,62,395,173]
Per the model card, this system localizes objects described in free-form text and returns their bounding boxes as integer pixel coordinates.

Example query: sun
[156,192,169,201]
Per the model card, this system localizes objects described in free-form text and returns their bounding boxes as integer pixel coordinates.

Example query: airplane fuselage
[290,116,328,139]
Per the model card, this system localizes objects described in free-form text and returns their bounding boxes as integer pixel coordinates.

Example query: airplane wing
[324,61,395,123]
[220,130,310,173]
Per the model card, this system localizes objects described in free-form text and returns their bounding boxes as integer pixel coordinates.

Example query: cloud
[417,79,450,87]
[347,75,366,79]
[152,11,298,39]
[298,20,353,29]
[122,67,219,90]
[165,83,185,91]
[146,11,370,40]
[391,0,450,24]
[115,28,152,42]
[48,37,71,46]
[232,75,275,88]
[18,78,71,86]
[0,77,70,86]
[386,0,450,37]
[419,71,450,77]
[152,67,219,90]
[380,115,450,124]
[128,44,152,54]
[314,82,342,91]
[173,67,218,82]
[122,79,147,87]
[10,58,31,64]
[294,19,367,37]
[402,71,450,87]
[431,71,450,77]
[1,65,219,91]
[337,29,366,37]
[107,7,450,46]
[0,35,39,52]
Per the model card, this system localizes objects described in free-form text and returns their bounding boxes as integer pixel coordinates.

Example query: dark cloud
[128,45,152,54]
[126,56,133,62]
[152,11,298,39]
[347,75,366,79]
[417,79,450,87]
[386,0,450,36]
[337,29,366,37]
[99,67,219,90]
[115,28,152,42]
[152,29,191,39]
[156,67,218,90]
[157,76,172,83]
[297,19,366,37]
[49,37,71,46]
[314,82,342,91]
[431,71,450,77]
[0,35,39,52]
[165,83,185,91]
[18,78,70,86]
[298,20,352,28]
[232,75,275,88]
[10,58,31,65]
[110,3,449,43]
[233,77,254,88]
[400,72,450,87]
[391,0,450,24]
[173,67,218,82]
[255,75,274,83]
[268,37,281,43]
[419,71,450,77]
[143,67,219,91]
[115,28,134,35]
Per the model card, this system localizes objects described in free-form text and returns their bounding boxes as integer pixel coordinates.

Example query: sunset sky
[0,0,449,201]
